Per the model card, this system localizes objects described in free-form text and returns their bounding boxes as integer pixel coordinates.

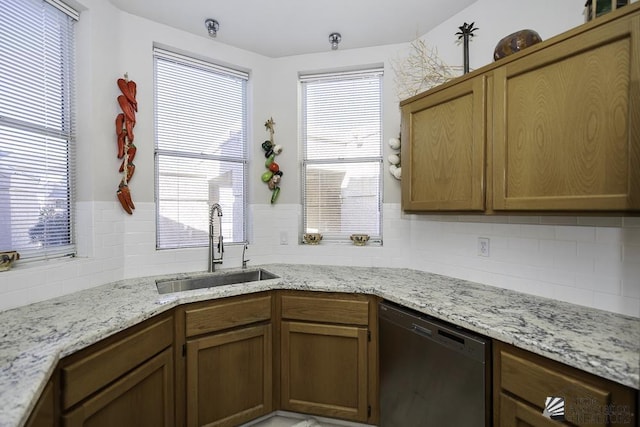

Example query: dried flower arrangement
[391,38,462,101]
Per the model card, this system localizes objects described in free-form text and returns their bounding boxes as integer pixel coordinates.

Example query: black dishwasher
[379,301,491,426]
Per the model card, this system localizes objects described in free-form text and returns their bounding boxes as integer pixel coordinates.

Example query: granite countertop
[1,264,638,427]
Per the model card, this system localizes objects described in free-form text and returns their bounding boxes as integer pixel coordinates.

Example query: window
[0,0,78,261]
[301,69,383,243]
[154,48,248,249]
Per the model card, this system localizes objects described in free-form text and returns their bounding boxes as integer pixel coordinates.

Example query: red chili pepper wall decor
[115,73,137,214]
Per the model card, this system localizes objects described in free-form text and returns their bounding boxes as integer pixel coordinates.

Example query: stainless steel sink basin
[156,268,279,294]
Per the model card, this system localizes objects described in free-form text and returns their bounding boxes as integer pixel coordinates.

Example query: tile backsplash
[248,203,639,317]
[0,202,638,317]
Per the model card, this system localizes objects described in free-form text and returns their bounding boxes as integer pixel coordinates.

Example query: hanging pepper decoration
[455,22,478,74]
[260,117,283,204]
[115,73,137,214]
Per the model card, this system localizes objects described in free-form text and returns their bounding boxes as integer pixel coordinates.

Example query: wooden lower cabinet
[28,291,640,427]
[185,323,272,427]
[63,348,174,427]
[278,292,378,424]
[280,321,368,422]
[499,392,563,427]
[60,313,175,427]
[26,379,57,427]
[180,293,274,427]
[493,341,638,427]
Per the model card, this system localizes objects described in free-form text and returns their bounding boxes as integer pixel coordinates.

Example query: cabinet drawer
[281,294,369,326]
[499,392,559,426]
[64,348,174,427]
[185,294,272,337]
[500,349,610,419]
[497,343,637,427]
[62,316,173,409]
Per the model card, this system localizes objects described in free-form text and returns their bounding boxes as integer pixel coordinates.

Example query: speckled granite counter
[1,264,638,427]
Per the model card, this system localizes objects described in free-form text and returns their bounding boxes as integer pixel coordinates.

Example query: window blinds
[154,48,248,249]
[0,0,77,261]
[301,69,383,243]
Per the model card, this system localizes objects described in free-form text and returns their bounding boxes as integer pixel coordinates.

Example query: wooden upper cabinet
[493,13,640,211]
[401,4,640,213]
[401,76,486,211]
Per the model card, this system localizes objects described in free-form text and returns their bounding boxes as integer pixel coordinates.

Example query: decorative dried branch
[391,38,463,101]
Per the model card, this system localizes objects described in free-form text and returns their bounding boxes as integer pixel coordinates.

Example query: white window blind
[0,0,77,261]
[301,69,383,243]
[154,48,248,249]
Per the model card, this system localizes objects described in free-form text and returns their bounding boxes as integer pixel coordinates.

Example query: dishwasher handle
[412,323,432,337]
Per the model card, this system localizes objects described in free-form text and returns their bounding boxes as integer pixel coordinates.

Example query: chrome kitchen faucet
[208,203,223,272]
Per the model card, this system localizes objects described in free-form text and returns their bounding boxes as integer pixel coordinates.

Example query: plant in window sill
[261,117,283,203]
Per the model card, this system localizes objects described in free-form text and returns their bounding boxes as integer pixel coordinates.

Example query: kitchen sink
[155,268,279,294]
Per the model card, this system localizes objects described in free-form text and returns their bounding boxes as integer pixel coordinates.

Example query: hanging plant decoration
[260,117,283,204]
[115,73,137,214]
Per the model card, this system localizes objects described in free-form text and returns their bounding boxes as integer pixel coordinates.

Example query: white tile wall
[0,202,124,311]
[1,202,638,318]
[247,203,639,317]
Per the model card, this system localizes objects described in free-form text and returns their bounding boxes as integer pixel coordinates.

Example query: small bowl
[493,29,542,61]
[303,233,322,245]
[350,234,370,246]
[0,251,20,272]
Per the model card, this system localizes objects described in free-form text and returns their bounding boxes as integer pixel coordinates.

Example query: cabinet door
[186,324,272,427]
[63,348,174,427]
[493,15,640,211]
[401,76,486,211]
[499,393,562,427]
[280,321,368,422]
[26,380,56,427]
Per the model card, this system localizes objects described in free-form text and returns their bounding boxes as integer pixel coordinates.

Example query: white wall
[0,0,638,318]
[418,0,586,75]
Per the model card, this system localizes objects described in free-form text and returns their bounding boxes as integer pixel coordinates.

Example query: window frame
[153,47,249,250]
[0,0,78,262]
[300,68,384,245]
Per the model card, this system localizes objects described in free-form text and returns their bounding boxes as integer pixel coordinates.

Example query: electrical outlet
[478,237,490,257]
[280,231,288,245]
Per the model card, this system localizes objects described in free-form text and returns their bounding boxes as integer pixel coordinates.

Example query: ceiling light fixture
[329,32,342,50]
[205,18,219,38]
